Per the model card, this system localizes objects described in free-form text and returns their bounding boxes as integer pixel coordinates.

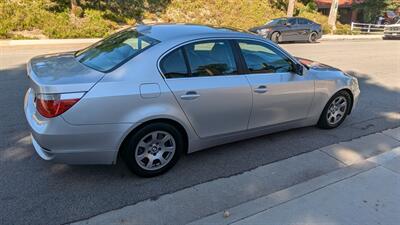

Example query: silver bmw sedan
[24,24,360,177]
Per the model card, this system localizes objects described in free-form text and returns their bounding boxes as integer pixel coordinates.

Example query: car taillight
[35,92,85,118]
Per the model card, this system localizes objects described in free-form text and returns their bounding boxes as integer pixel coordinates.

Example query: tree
[287,0,296,17]
[353,0,393,23]
[71,0,78,11]
[328,0,339,32]
[298,0,314,4]
[70,0,82,17]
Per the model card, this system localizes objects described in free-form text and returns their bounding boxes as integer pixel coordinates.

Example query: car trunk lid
[28,52,105,94]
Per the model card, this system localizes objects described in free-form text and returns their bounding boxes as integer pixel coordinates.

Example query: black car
[249,17,322,43]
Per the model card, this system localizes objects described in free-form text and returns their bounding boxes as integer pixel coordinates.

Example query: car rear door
[235,40,314,129]
[161,40,252,138]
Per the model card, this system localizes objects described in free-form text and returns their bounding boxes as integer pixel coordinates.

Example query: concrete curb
[0,35,384,46]
[70,127,400,225]
[228,150,400,225]
[188,161,379,225]
[320,34,383,41]
[191,147,400,225]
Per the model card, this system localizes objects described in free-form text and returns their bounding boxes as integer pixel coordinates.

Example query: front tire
[122,123,184,177]
[317,91,352,129]
[270,32,281,43]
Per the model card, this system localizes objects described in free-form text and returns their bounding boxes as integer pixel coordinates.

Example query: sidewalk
[191,147,400,225]
[71,127,400,225]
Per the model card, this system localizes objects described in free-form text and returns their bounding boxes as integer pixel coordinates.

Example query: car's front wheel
[122,123,183,177]
[317,91,352,129]
[270,32,281,43]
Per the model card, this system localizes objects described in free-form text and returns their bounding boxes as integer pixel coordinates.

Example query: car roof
[276,17,312,20]
[136,23,254,41]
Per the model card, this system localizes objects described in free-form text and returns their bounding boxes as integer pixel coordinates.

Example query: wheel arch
[316,88,355,129]
[270,31,281,41]
[117,118,190,162]
[339,88,354,114]
[328,88,354,115]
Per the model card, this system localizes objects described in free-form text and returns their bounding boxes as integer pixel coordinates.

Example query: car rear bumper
[30,134,118,164]
[24,88,133,165]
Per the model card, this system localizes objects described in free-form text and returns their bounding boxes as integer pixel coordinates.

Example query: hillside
[0,0,351,39]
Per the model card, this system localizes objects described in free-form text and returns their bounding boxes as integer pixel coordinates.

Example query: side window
[288,18,297,25]
[299,18,312,25]
[160,48,189,78]
[184,40,237,77]
[238,41,294,74]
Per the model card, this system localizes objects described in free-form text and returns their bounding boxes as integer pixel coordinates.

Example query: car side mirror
[285,22,292,26]
[294,63,305,76]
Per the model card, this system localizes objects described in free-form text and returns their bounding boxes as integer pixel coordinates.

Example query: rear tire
[308,32,318,43]
[270,32,281,43]
[122,123,184,177]
[317,91,352,129]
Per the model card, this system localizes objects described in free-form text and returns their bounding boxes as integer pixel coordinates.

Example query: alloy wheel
[311,33,317,42]
[326,96,348,126]
[271,32,280,43]
[135,131,176,171]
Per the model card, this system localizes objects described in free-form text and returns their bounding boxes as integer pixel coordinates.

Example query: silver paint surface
[24,24,360,164]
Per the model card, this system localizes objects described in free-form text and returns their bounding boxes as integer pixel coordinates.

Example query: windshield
[265,18,287,26]
[76,29,159,72]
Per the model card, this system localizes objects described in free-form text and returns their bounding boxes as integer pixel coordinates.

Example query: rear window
[160,48,189,78]
[184,40,237,77]
[76,29,159,72]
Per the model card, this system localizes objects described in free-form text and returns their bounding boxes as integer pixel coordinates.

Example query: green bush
[0,0,53,38]
[0,0,117,39]
[42,10,116,38]
[161,0,285,30]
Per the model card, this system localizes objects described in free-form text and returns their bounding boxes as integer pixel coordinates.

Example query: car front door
[236,40,314,129]
[161,40,252,138]
[283,18,301,41]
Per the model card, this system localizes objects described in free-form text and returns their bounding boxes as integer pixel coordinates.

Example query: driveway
[0,40,399,225]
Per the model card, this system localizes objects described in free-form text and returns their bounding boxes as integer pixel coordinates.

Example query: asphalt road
[1,40,399,225]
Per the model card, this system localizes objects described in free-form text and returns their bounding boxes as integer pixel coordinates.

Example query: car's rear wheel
[317,91,352,129]
[308,32,318,43]
[122,123,183,177]
[270,32,281,43]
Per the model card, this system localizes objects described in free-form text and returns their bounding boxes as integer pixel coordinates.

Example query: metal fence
[351,22,386,34]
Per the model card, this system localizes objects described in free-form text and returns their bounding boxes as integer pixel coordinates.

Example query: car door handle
[254,85,268,93]
[180,91,200,100]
